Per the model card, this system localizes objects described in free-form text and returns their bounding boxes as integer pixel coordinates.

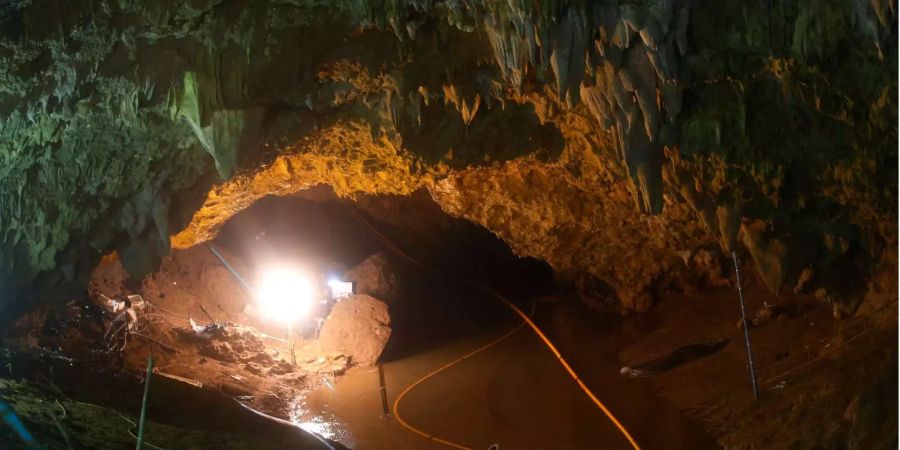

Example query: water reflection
[289,392,356,447]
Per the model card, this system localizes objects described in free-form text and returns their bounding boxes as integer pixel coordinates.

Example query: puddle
[289,390,356,448]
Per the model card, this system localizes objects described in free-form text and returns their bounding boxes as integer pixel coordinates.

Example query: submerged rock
[318,294,391,367]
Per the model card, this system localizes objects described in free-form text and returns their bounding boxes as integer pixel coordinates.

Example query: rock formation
[346,252,398,303]
[318,294,392,367]
[0,1,895,316]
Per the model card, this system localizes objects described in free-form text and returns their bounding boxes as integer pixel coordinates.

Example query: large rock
[345,252,397,301]
[318,294,391,367]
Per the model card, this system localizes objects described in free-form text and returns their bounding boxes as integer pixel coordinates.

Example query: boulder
[318,294,391,367]
[345,252,397,301]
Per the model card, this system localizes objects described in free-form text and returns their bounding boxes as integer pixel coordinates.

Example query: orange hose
[344,204,642,450]
[392,322,525,450]
[476,286,641,450]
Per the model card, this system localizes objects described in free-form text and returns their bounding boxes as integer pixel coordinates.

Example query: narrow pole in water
[136,356,154,450]
[732,252,760,399]
[378,363,390,416]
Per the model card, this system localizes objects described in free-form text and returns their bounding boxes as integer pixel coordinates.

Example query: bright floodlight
[256,267,315,322]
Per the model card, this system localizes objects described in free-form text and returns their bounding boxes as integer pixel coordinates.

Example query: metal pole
[136,356,154,450]
[732,252,760,399]
[288,323,296,367]
[377,363,390,416]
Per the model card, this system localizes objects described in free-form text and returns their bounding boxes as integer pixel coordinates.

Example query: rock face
[0,1,895,318]
[318,294,391,367]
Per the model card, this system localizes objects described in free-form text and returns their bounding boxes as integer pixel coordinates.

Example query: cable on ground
[343,204,642,450]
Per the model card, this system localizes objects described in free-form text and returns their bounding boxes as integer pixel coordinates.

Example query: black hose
[233,400,337,450]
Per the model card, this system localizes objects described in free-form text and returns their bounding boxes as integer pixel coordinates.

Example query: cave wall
[0,0,896,316]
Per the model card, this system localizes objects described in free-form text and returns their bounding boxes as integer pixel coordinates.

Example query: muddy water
[535,301,719,449]
[292,293,719,450]
[288,387,356,446]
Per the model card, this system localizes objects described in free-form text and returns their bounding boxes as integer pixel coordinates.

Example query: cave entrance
[193,187,718,450]
[208,185,557,362]
[86,185,559,445]
[37,185,722,450]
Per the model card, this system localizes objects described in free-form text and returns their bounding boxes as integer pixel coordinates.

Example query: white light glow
[327,278,354,300]
[256,266,315,322]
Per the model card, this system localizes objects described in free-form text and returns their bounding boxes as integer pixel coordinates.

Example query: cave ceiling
[0,0,896,315]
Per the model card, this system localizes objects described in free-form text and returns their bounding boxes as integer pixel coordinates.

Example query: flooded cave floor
[2,233,897,450]
[282,284,898,450]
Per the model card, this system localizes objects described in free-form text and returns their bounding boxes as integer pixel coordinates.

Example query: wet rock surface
[318,294,391,367]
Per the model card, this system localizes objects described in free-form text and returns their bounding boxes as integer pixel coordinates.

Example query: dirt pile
[89,246,251,323]
[174,322,284,373]
[10,249,359,424]
[140,246,251,321]
[318,294,391,367]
